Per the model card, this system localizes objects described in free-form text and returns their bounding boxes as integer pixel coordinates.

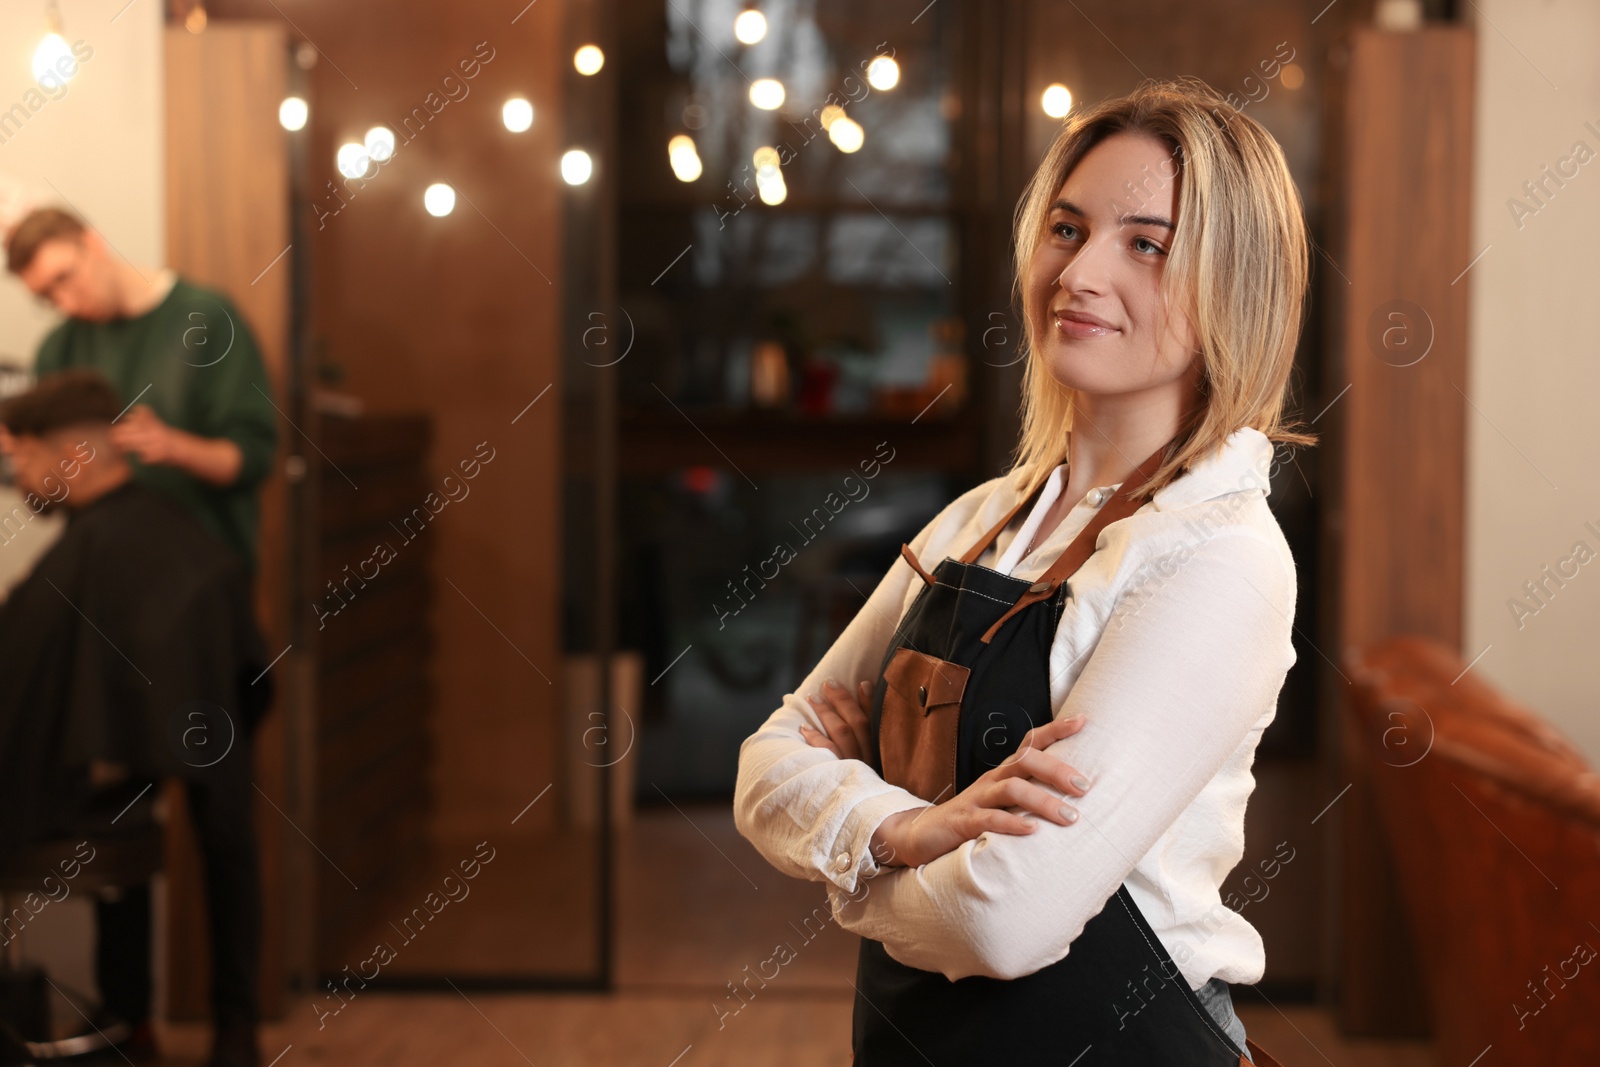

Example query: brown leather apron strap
[900,542,937,587]
[978,437,1176,645]
[1244,1036,1285,1067]
[957,469,1056,565]
[901,465,1055,588]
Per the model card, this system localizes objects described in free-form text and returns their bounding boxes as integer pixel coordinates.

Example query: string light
[335,142,370,179]
[828,116,864,153]
[866,55,899,91]
[749,78,785,110]
[561,149,594,185]
[423,183,456,216]
[32,1,76,85]
[734,9,767,45]
[1041,83,1073,119]
[574,45,604,75]
[503,97,534,132]
[278,97,308,132]
[668,135,702,182]
[364,126,396,163]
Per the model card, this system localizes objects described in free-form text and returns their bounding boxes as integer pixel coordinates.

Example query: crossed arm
[734,529,1296,981]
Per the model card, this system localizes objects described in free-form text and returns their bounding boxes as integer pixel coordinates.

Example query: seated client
[0,368,271,1067]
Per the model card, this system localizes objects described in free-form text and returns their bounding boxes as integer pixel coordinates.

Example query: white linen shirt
[731,426,1298,989]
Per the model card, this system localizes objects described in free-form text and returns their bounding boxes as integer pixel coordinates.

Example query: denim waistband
[1194,976,1249,1052]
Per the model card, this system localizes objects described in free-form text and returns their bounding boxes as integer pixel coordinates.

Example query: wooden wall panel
[265,0,567,846]
[164,22,291,1021]
[1323,25,1475,1035]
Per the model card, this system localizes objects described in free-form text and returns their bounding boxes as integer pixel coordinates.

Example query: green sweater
[34,276,278,570]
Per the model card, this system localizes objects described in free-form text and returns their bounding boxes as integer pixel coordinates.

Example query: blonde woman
[734,77,1312,1065]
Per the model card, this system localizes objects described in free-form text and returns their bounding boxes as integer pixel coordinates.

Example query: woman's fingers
[806,678,872,761]
[988,746,1091,799]
[979,775,1082,827]
[805,685,861,760]
[825,678,872,757]
[799,723,840,757]
[1014,713,1087,758]
[816,703,855,758]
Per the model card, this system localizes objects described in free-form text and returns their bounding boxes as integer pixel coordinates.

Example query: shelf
[566,409,980,477]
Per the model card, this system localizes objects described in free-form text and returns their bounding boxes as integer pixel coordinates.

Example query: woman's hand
[799,677,876,762]
[867,714,1091,870]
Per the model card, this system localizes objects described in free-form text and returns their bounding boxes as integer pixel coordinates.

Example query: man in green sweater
[3,207,277,1067]
[4,206,277,571]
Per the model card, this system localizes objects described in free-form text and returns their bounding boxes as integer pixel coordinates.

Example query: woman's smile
[1052,307,1120,339]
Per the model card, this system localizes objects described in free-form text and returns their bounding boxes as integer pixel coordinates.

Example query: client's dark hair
[0,369,123,437]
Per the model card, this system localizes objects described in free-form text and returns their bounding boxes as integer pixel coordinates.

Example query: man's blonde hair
[1008,76,1316,500]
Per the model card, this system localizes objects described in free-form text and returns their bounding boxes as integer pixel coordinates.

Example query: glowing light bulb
[1041,83,1073,119]
[562,149,594,185]
[364,126,396,163]
[668,135,702,182]
[278,97,308,132]
[749,78,785,110]
[828,116,864,153]
[734,9,767,45]
[757,170,786,205]
[424,183,456,216]
[866,56,899,91]
[574,45,604,75]
[503,97,534,132]
[32,33,75,84]
[336,142,371,179]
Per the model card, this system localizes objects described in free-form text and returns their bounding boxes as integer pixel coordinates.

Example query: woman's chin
[1039,345,1117,393]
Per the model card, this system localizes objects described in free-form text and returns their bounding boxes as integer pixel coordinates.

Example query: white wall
[1466,1,1600,762]
[0,2,163,591]
[0,0,165,999]
[0,0,164,359]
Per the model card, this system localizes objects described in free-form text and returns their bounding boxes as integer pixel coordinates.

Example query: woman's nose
[1056,237,1113,293]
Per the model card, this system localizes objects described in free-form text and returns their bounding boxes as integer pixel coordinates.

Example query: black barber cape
[0,480,271,866]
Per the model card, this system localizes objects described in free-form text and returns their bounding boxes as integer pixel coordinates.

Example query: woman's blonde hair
[1008,75,1317,501]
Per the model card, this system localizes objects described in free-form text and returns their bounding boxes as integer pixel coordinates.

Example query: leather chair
[1345,634,1600,1064]
[0,777,164,1065]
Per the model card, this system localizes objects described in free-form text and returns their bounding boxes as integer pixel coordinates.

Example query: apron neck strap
[960,436,1176,569]
[975,436,1179,644]
[958,468,1056,565]
[1034,436,1176,585]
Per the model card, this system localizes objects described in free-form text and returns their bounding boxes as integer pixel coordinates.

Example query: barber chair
[0,776,164,1066]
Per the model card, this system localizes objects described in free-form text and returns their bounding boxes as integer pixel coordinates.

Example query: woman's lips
[1053,310,1118,339]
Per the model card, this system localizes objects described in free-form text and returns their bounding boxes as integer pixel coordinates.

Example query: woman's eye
[1133,236,1166,255]
[1051,222,1079,240]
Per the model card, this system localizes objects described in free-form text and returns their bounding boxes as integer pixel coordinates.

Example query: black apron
[852,440,1266,1066]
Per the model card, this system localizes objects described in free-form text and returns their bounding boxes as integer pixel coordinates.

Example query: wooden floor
[150,804,1435,1066]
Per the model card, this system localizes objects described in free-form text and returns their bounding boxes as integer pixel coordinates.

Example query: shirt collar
[1149,426,1275,510]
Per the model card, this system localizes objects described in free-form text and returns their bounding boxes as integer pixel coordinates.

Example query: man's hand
[109,403,244,487]
[108,404,178,465]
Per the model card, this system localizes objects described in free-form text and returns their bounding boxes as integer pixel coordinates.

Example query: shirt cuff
[825,785,930,894]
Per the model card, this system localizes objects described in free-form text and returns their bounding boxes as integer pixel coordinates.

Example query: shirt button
[835,852,852,873]
[1087,488,1107,506]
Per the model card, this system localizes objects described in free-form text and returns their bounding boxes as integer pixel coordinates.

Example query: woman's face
[1027,131,1201,405]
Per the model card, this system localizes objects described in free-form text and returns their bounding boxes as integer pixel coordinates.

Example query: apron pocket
[878,647,970,803]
